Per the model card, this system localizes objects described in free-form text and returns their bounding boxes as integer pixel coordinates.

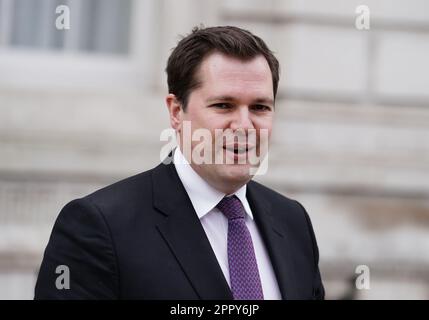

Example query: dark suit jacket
[34,160,325,299]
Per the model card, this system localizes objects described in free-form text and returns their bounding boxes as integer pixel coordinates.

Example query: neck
[189,163,249,195]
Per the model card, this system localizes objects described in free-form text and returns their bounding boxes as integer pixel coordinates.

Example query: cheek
[203,115,230,133]
[253,118,273,146]
[188,109,219,128]
[253,116,273,132]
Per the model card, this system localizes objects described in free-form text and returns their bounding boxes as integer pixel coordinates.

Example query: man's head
[166,26,280,194]
[166,26,279,109]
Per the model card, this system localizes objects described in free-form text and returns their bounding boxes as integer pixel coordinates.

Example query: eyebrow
[206,95,274,106]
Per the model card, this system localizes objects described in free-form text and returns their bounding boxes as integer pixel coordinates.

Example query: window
[1,0,132,54]
[0,0,157,90]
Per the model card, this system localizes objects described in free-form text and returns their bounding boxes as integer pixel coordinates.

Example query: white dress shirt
[173,148,282,299]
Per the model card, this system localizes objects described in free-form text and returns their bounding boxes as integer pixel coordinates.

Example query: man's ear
[165,94,183,132]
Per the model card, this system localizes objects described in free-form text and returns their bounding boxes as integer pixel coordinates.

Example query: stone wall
[0,0,428,299]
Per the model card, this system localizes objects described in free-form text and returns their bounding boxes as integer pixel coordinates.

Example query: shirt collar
[173,147,254,220]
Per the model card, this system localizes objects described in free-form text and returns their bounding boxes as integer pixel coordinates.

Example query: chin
[221,164,253,184]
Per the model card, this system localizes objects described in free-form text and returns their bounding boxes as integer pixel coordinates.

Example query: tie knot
[216,195,246,220]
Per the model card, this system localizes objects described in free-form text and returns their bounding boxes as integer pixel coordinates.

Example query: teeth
[224,146,248,154]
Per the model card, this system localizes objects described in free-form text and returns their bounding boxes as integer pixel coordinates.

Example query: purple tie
[216,195,264,300]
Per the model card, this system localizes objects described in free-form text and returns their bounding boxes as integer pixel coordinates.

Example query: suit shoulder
[81,166,155,211]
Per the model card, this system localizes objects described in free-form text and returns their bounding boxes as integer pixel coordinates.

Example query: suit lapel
[247,181,301,299]
[151,161,232,300]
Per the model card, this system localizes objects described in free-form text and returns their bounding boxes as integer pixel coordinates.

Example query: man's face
[172,52,274,194]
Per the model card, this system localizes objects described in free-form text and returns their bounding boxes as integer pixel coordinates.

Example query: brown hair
[166,25,280,110]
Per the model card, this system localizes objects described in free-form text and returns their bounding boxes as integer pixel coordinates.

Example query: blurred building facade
[0,0,428,299]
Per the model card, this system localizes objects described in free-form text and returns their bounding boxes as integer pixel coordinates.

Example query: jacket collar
[152,159,301,299]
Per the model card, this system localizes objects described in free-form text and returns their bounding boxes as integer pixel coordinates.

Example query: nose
[230,106,255,131]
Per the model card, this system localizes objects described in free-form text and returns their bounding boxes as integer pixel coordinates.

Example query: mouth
[223,145,255,155]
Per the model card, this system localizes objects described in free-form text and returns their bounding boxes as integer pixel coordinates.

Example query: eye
[211,103,232,109]
[251,104,272,112]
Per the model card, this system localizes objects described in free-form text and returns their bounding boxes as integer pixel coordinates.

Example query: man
[35,26,324,300]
